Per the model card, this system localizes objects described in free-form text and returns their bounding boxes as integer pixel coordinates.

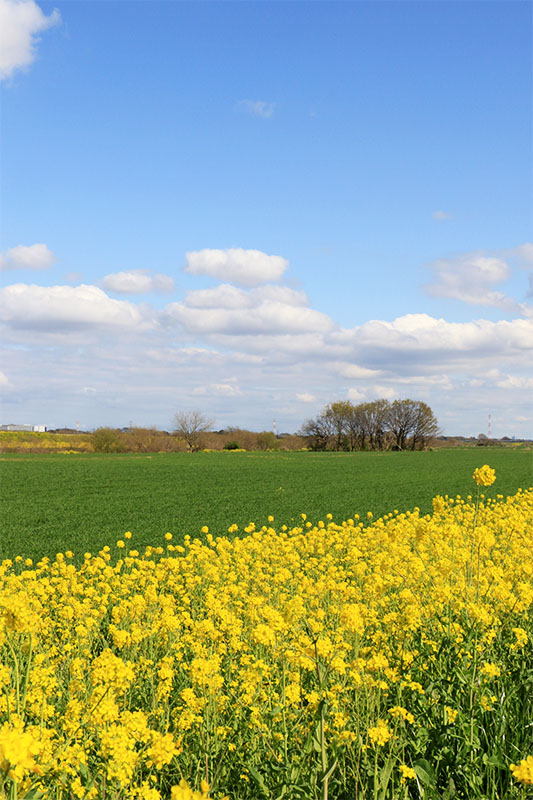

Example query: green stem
[21,634,33,714]
[5,635,20,716]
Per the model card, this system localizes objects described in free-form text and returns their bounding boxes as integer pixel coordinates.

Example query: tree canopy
[299,398,439,451]
[173,410,214,452]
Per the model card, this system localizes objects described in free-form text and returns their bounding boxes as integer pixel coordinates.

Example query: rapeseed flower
[399,764,416,783]
[510,756,533,784]
[367,720,393,746]
[0,720,41,782]
[473,465,496,486]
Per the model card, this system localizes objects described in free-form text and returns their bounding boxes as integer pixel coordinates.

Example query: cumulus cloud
[166,283,333,337]
[1,243,56,270]
[0,0,60,80]
[182,283,308,310]
[347,388,366,402]
[333,362,382,379]
[183,284,251,310]
[0,283,150,331]
[351,314,533,362]
[425,250,526,313]
[102,270,175,295]
[236,100,275,118]
[184,248,288,287]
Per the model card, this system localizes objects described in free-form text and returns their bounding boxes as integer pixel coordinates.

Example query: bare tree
[361,399,390,450]
[173,411,214,452]
[410,401,440,450]
[299,412,334,450]
[325,401,353,451]
[386,399,418,450]
[386,399,439,450]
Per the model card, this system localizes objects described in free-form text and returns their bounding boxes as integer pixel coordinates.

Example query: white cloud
[102,270,175,295]
[236,100,275,119]
[0,0,60,81]
[1,243,56,270]
[495,375,533,390]
[425,250,529,313]
[432,210,452,220]
[211,382,241,397]
[395,374,453,389]
[0,370,9,386]
[168,302,332,337]
[371,385,398,400]
[251,285,308,306]
[167,283,333,337]
[347,388,366,402]
[296,392,316,403]
[351,314,533,361]
[184,248,288,287]
[183,284,251,309]
[333,362,382,379]
[0,283,150,331]
[182,283,308,310]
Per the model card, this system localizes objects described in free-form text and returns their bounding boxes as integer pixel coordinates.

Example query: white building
[0,424,47,432]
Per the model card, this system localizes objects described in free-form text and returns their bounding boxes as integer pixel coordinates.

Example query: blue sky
[1,0,532,436]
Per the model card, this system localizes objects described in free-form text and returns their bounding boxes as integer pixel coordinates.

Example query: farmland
[0,448,531,562]
[0,460,531,798]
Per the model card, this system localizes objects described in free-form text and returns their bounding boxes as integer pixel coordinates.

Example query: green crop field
[0,448,531,562]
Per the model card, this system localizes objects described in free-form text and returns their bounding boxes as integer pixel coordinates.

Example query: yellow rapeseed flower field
[0,467,531,799]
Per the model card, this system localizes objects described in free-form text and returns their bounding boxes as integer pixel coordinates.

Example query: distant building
[0,424,47,432]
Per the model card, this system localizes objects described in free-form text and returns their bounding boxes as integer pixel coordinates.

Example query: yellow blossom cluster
[510,756,533,785]
[473,464,497,486]
[0,471,531,798]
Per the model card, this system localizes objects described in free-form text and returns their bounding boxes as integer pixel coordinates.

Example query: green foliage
[91,427,124,453]
[256,431,279,450]
[301,398,439,451]
[223,441,241,450]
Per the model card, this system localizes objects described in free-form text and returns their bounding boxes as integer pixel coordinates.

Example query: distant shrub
[223,441,241,450]
[92,427,124,453]
[257,431,279,451]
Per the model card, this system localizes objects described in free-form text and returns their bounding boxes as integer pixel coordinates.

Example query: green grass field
[0,448,531,562]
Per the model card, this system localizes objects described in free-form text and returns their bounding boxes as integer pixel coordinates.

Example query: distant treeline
[0,427,306,454]
[88,427,305,453]
[299,399,439,451]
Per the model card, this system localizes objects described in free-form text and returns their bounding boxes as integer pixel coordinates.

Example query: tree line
[299,398,439,451]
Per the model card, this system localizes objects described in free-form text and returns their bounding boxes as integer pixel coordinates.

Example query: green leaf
[444,777,457,798]
[378,759,393,800]
[414,759,436,787]
[20,789,46,800]
[248,766,271,798]
[482,753,505,768]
